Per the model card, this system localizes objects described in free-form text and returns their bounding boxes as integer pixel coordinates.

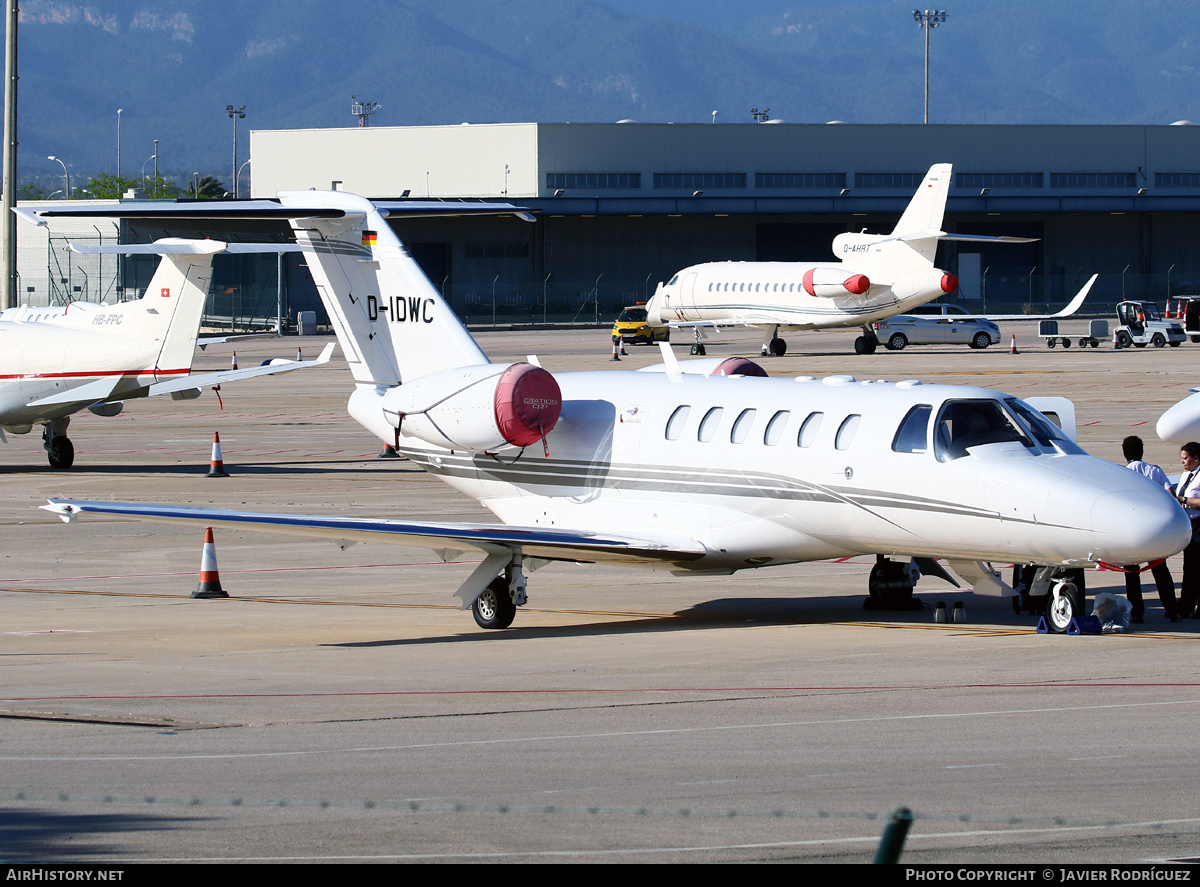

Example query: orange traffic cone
[1009,334,1018,354]
[192,527,228,598]
[206,431,229,478]
[230,350,238,370]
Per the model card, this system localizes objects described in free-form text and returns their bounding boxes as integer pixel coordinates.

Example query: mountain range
[12,0,1200,187]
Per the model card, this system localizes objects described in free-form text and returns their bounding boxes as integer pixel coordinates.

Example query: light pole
[912,9,947,125]
[192,171,199,198]
[227,104,245,198]
[141,153,156,191]
[116,108,122,179]
[238,158,251,197]
[47,155,69,199]
[152,138,158,182]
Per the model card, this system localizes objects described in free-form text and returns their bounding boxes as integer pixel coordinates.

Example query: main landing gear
[689,327,706,356]
[468,555,530,629]
[760,326,787,357]
[854,325,879,355]
[42,418,74,470]
[864,555,959,611]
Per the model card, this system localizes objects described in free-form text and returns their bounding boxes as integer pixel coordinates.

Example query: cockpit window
[892,404,932,453]
[934,399,1032,461]
[1005,398,1087,455]
[668,274,679,286]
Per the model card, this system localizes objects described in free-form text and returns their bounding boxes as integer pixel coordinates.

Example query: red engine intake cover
[941,273,959,294]
[494,363,563,447]
[711,357,768,377]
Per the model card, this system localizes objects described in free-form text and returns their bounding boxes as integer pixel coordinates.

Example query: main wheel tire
[472,577,517,629]
[1044,585,1084,634]
[690,343,706,356]
[1152,333,1166,348]
[769,337,787,357]
[972,332,992,349]
[46,437,74,470]
[888,333,908,351]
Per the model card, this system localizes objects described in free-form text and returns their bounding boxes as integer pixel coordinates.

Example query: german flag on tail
[362,230,378,247]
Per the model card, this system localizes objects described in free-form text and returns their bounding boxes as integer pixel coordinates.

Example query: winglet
[657,341,683,382]
[1049,274,1098,318]
[42,500,80,523]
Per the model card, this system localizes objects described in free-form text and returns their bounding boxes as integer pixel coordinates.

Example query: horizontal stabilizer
[15,199,534,227]
[146,343,336,396]
[69,241,303,255]
[42,498,707,566]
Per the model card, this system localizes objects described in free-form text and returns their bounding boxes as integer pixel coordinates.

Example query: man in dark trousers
[1121,436,1181,623]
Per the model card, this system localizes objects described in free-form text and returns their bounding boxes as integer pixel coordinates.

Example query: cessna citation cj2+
[38,191,1190,633]
[645,162,1065,357]
[0,237,330,468]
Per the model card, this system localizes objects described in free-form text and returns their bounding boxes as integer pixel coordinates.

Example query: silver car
[874,311,1001,350]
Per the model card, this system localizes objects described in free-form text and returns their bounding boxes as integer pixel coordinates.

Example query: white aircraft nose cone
[1091,488,1191,565]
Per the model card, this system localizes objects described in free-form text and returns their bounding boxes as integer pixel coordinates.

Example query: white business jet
[33,191,1189,633]
[645,163,1094,357]
[0,236,332,468]
[1157,389,1200,444]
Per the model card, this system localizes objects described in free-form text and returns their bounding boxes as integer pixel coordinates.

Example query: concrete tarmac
[3,324,1200,863]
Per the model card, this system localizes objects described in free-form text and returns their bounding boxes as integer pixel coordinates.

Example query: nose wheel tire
[1045,586,1084,633]
[472,577,517,629]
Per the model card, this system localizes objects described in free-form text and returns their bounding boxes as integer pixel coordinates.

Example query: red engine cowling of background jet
[802,268,871,297]
[381,362,562,452]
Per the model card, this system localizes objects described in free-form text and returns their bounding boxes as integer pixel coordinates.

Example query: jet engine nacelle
[381,362,563,452]
[802,267,871,298]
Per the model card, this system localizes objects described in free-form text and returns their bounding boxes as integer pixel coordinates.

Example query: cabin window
[835,415,861,450]
[731,408,757,443]
[698,406,724,442]
[933,399,1032,462]
[892,405,932,453]
[764,410,790,446]
[665,405,691,441]
[797,411,823,447]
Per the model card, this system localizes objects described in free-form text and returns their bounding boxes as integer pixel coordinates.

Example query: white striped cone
[296,346,303,361]
[192,527,228,598]
[1009,334,1018,354]
[230,351,238,370]
[206,431,229,477]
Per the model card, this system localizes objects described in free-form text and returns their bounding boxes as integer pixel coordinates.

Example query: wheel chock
[1037,615,1049,633]
[1067,615,1102,635]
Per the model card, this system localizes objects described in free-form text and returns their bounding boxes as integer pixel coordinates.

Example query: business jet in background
[645,163,1093,357]
[0,236,331,468]
[32,190,1189,634]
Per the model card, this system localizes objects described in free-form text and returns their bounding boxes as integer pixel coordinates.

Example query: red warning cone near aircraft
[192,527,228,598]
[206,431,229,477]
[230,350,238,370]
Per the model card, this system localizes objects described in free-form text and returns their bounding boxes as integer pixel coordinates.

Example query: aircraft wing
[27,343,337,407]
[41,499,707,567]
[946,274,1098,321]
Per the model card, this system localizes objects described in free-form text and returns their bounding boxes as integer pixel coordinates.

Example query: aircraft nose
[1155,392,1200,444]
[1090,487,1191,565]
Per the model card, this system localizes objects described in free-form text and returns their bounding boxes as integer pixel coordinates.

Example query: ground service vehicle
[612,305,669,345]
[1112,301,1185,349]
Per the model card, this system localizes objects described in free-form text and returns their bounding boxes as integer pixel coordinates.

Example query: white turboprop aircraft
[34,190,1190,633]
[644,163,1094,357]
[0,237,332,468]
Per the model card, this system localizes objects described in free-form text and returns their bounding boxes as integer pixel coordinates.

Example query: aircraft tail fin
[887,163,953,264]
[280,191,490,386]
[68,238,219,379]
